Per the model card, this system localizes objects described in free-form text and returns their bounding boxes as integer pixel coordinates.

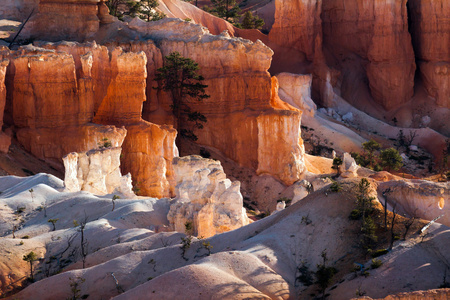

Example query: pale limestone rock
[167,155,249,238]
[379,180,449,227]
[63,147,135,198]
[276,72,316,117]
[292,180,312,204]
[339,153,359,178]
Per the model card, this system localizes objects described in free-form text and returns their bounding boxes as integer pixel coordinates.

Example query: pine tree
[380,148,403,172]
[241,11,264,29]
[23,251,38,281]
[210,0,241,22]
[154,52,209,141]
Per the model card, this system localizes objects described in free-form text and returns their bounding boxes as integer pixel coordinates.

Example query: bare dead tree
[389,204,398,250]
[76,214,89,269]
[402,209,418,240]
[382,188,392,231]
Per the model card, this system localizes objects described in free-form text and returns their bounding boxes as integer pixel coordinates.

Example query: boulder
[63,147,135,198]
[339,152,359,178]
[167,156,250,238]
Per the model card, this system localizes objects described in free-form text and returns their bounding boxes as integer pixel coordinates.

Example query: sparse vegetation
[315,250,337,299]
[23,251,38,281]
[239,11,264,29]
[111,194,120,212]
[184,221,194,236]
[68,276,86,300]
[180,236,193,261]
[332,157,343,176]
[48,218,59,231]
[297,261,313,286]
[371,258,383,269]
[329,180,341,193]
[380,148,403,172]
[98,137,112,149]
[155,52,209,141]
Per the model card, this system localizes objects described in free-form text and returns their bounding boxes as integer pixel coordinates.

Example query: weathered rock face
[23,0,101,42]
[268,0,322,61]
[322,0,416,110]
[378,180,449,227]
[0,51,11,153]
[129,19,306,186]
[339,152,359,178]
[408,0,450,108]
[0,0,37,21]
[63,146,135,198]
[276,72,316,117]
[5,43,178,197]
[167,156,249,238]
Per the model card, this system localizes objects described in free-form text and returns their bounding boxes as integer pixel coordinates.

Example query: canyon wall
[408,0,450,108]
[129,18,306,186]
[321,0,416,111]
[4,43,177,197]
[0,48,11,153]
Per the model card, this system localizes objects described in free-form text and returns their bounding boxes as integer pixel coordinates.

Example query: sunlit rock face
[129,18,306,186]
[408,0,450,109]
[0,50,11,153]
[5,43,178,197]
[167,155,250,238]
[378,180,449,227]
[63,146,135,198]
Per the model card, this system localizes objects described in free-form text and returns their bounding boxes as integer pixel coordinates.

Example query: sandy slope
[1,174,448,299]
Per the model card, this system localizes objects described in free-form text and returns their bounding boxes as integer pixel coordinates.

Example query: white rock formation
[167,155,250,238]
[276,72,317,117]
[292,180,312,204]
[63,147,135,198]
[339,152,359,178]
[379,180,449,227]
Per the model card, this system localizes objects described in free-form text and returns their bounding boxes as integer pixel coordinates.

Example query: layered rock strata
[5,43,178,197]
[167,155,250,238]
[63,146,135,198]
[129,18,306,186]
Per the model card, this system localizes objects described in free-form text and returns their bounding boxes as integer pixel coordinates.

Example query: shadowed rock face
[408,0,450,108]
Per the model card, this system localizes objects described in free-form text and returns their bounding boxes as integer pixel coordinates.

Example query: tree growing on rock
[48,218,59,231]
[240,11,264,29]
[155,52,209,141]
[380,148,403,172]
[23,251,38,281]
[362,139,381,169]
[210,0,241,22]
[332,157,343,176]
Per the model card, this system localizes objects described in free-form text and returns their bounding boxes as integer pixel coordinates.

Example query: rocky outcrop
[408,0,450,108]
[268,0,322,61]
[0,52,11,153]
[5,43,177,197]
[129,18,306,186]
[0,0,37,21]
[23,0,101,42]
[378,180,449,227]
[339,152,359,178]
[277,72,316,117]
[167,156,249,238]
[292,180,312,204]
[322,0,416,110]
[63,146,135,198]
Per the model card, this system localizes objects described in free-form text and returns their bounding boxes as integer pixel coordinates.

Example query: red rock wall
[24,0,101,42]
[322,0,416,111]
[5,43,177,197]
[0,48,11,153]
[408,0,450,108]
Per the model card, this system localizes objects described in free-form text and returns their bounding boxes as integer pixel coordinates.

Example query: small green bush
[22,235,30,239]
[371,258,383,269]
[371,249,388,258]
[349,209,361,220]
[330,181,341,193]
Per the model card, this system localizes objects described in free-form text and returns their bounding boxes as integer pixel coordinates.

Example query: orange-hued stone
[120,121,178,198]
[268,0,322,61]
[6,44,178,197]
[322,0,416,110]
[23,0,101,42]
[0,56,11,153]
[409,0,450,108]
